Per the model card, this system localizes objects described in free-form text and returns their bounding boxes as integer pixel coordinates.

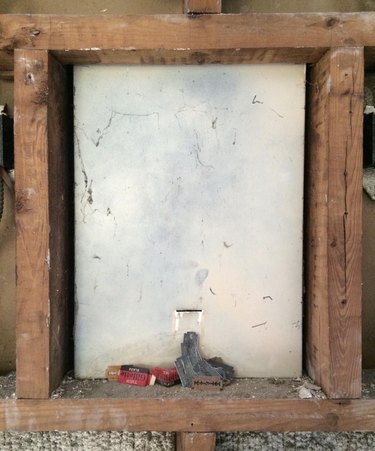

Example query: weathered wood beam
[14,49,73,399]
[1,13,375,52]
[305,47,363,398]
[0,47,329,73]
[1,398,375,432]
[52,47,327,66]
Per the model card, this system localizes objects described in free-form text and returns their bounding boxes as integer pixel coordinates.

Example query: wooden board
[14,50,73,399]
[305,48,363,398]
[2,48,330,74]
[1,398,375,432]
[4,47,375,74]
[184,0,221,14]
[2,14,375,71]
[14,49,51,399]
[0,48,328,72]
[176,432,216,451]
[1,14,375,53]
[47,54,74,396]
[52,47,327,66]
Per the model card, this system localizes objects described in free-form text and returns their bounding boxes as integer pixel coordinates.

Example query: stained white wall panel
[74,65,305,378]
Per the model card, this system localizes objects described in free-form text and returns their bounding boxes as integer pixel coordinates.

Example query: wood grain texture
[184,0,221,14]
[47,55,74,396]
[305,47,363,398]
[14,50,73,399]
[176,432,216,451]
[326,48,363,398]
[1,13,375,52]
[305,50,331,396]
[1,48,328,74]
[14,49,51,400]
[1,398,375,432]
[52,47,326,66]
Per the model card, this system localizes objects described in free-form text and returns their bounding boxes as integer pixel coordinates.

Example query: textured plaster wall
[0,0,374,371]
[73,64,305,378]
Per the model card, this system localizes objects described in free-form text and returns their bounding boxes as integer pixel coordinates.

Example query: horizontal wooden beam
[3,47,375,75]
[4,47,375,74]
[1,398,375,432]
[52,47,327,66]
[1,13,375,53]
[0,48,328,73]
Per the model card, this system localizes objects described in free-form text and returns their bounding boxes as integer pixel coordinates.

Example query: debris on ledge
[297,381,323,399]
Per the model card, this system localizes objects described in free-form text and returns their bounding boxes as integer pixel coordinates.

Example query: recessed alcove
[0,12,372,439]
[73,63,305,379]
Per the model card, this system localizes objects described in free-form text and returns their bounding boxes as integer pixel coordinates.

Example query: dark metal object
[192,376,223,391]
[175,332,234,388]
[207,357,235,381]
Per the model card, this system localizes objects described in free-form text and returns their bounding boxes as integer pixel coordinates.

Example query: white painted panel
[74,65,305,378]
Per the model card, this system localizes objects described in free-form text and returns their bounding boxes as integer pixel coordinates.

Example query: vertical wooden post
[14,49,74,399]
[305,47,364,398]
[176,432,216,451]
[184,0,221,14]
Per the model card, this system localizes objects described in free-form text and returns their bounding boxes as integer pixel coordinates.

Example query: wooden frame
[14,49,74,399]
[0,13,375,69]
[305,47,364,399]
[1,398,375,432]
[0,8,372,443]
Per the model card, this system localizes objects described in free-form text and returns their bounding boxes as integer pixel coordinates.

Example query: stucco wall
[0,0,374,373]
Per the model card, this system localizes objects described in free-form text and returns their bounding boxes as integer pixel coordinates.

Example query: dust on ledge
[3,370,375,400]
